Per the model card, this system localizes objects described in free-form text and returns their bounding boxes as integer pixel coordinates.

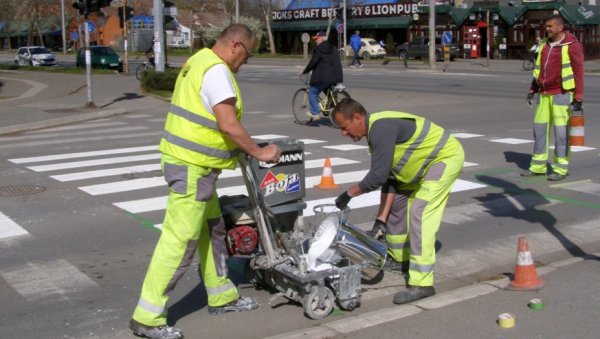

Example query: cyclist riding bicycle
[301,31,343,121]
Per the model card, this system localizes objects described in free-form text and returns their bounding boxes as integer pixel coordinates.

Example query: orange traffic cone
[569,110,585,146]
[507,236,544,291]
[314,158,339,190]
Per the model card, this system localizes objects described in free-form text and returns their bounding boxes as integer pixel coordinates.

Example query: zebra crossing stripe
[9,145,157,164]
[51,163,161,182]
[26,153,162,172]
[0,211,29,239]
[0,131,162,150]
[115,178,485,215]
[0,126,148,143]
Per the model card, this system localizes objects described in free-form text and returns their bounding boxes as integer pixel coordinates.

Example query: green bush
[140,68,180,92]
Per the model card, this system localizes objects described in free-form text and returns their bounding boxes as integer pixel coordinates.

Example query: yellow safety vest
[368,111,456,184]
[533,39,575,90]
[159,48,243,169]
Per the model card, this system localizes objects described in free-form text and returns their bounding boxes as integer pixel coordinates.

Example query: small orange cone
[314,158,339,190]
[507,236,544,291]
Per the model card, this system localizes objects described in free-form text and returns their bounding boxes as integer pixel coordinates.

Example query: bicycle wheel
[328,90,351,128]
[292,88,311,125]
[523,58,534,72]
[135,64,146,80]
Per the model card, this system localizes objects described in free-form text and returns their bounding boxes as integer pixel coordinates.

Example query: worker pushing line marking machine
[220,138,387,319]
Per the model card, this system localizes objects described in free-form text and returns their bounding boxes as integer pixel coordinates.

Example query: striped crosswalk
[2,117,597,238]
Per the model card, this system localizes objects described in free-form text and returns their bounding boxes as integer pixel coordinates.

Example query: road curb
[0,107,129,135]
[264,253,598,339]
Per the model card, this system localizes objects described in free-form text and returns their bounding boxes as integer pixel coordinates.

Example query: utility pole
[61,0,67,54]
[84,19,95,107]
[123,0,129,74]
[153,0,165,72]
[235,0,239,23]
[342,0,347,48]
[486,10,490,68]
[428,0,436,70]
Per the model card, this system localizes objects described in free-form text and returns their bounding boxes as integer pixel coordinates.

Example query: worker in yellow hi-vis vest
[332,98,464,306]
[523,14,585,182]
[129,24,281,339]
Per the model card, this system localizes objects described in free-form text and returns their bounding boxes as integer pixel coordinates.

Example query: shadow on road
[100,92,145,108]
[474,174,599,262]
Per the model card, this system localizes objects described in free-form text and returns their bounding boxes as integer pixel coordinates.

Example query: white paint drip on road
[0,211,29,239]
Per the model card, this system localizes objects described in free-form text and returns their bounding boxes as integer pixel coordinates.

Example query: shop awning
[498,6,527,26]
[558,4,600,26]
[271,20,330,32]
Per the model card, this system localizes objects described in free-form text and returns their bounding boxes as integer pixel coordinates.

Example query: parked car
[396,36,458,61]
[344,38,387,59]
[14,46,58,66]
[169,41,190,49]
[76,46,123,72]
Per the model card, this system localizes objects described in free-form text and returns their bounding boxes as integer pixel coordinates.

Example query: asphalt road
[1,62,600,338]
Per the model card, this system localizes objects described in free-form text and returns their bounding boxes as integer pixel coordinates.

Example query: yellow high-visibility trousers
[386,144,464,287]
[132,155,239,326]
[529,92,571,176]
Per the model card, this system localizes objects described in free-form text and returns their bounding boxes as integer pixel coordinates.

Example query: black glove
[569,100,583,113]
[527,92,535,106]
[366,219,387,241]
[335,191,352,210]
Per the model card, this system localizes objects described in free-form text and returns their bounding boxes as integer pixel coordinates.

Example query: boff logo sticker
[259,170,300,196]
[259,151,303,169]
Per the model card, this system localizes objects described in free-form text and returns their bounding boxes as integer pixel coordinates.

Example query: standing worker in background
[333,98,464,305]
[522,14,584,181]
[349,30,363,68]
[129,24,281,339]
[301,31,343,122]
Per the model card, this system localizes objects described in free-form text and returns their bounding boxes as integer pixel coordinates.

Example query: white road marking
[323,144,369,151]
[253,134,288,140]
[452,133,484,139]
[10,145,157,164]
[0,211,29,239]
[0,259,97,301]
[27,153,161,172]
[490,138,533,144]
[51,163,161,182]
[298,139,326,144]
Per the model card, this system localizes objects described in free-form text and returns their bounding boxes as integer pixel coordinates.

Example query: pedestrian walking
[522,14,584,181]
[332,98,464,305]
[349,30,363,68]
[301,31,343,121]
[129,24,281,339]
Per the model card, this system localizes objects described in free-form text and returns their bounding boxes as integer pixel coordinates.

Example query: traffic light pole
[342,0,347,48]
[123,0,129,74]
[84,17,95,108]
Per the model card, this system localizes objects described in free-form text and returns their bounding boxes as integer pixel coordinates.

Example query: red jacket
[530,32,584,101]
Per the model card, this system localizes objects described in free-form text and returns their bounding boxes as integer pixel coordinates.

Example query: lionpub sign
[272,2,419,21]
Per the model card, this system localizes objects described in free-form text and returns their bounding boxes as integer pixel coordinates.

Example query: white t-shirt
[200,64,237,114]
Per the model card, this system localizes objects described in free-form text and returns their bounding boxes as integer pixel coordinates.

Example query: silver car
[14,46,58,66]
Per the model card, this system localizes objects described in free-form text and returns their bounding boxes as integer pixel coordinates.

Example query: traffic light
[72,0,87,15]
[118,6,134,28]
[335,8,343,20]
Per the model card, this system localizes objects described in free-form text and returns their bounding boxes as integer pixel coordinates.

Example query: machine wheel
[292,88,311,125]
[338,298,359,311]
[303,285,335,320]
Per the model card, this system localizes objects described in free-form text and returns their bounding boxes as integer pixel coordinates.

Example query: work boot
[393,286,435,305]
[129,319,184,339]
[548,173,567,181]
[305,111,320,121]
[208,296,259,315]
[520,170,545,177]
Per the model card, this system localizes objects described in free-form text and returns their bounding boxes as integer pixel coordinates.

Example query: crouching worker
[129,24,281,339]
[332,98,464,305]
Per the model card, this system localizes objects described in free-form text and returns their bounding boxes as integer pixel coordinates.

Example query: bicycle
[292,74,351,126]
[135,57,155,80]
[522,51,536,71]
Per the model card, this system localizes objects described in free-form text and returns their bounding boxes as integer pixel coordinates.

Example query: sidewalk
[268,253,600,339]
[0,70,166,135]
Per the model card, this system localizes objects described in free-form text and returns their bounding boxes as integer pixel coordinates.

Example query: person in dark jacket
[301,31,343,121]
[522,14,584,181]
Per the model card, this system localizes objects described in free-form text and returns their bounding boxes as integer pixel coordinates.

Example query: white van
[344,38,386,59]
